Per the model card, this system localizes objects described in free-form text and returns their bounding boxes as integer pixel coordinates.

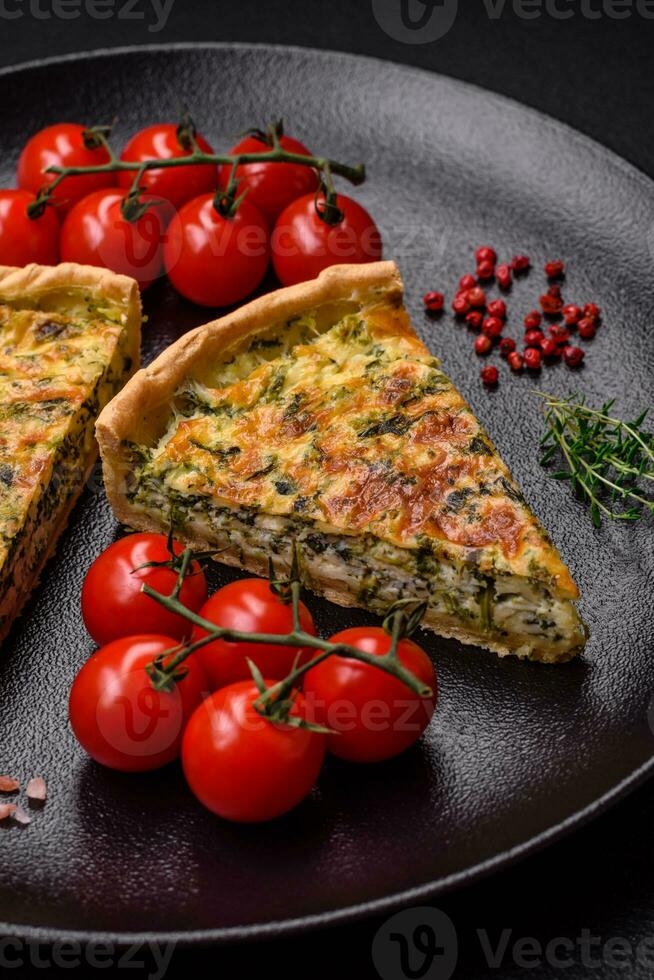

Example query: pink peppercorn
[476,246,497,265]
[467,286,486,308]
[476,260,495,281]
[459,274,477,291]
[540,337,561,359]
[487,298,507,319]
[465,311,484,331]
[452,293,470,316]
[499,337,516,357]
[496,263,512,289]
[540,292,563,314]
[481,365,499,386]
[511,255,531,273]
[482,316,503,338]
[562,304,582,326]
[544,260,565,279]
[563,345,585,368]
[577,317,597,339]
[508,351,524,371]
[524,347,542,370]
[583,303,601,320]
[524,328,545,348]
[423,291,445,312]
[524,310,542,329]
[474,334,493,355]
[549,324,571,345]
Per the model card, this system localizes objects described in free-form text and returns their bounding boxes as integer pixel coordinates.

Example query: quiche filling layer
[121,305,586,662]
[0,290,134,637]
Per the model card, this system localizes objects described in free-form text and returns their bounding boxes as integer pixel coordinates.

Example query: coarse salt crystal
[26,777,47,802]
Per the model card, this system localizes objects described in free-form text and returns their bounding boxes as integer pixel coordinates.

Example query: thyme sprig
[537,392,654,527]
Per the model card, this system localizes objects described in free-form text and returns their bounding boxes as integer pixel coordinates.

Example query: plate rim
[1,40,653,946]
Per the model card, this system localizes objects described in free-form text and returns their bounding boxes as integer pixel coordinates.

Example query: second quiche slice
[0,263,141,643]
[97,261,585,662]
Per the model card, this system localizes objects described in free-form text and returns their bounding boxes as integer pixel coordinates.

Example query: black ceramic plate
[1,43,653,944]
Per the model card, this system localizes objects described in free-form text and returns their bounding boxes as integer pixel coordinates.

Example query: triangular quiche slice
[97,261,585,663]
[0,263,141,643]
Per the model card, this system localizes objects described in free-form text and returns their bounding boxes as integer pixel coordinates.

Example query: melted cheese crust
[140,303,576,599]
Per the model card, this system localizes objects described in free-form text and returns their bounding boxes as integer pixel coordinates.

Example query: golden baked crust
[97,262,585,662]
[0,262,141,642]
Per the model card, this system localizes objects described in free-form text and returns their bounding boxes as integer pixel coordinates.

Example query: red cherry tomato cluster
[423,250,602,387]
[4,121,382,303]
[71,534,436,823]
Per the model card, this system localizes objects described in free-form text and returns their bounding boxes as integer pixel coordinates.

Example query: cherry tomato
[60,188,172,289]
[218,134,318,227]
[303,627,436,763]
[0,189,59,266]
[272,192,382,287]
[82,533,208,647]
[69,635,208,772]
[17,123,116,217]
[192,578,316,690]
[163,195,269,307]
[182,680,325,822]
[118,123,217,210]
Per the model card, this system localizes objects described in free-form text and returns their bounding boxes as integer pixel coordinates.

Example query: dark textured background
[0,3,653,978]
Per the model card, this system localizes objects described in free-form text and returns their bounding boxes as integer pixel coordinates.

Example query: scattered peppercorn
[459,274,477,291]
[524,347,543,369]
[482,316,503,338]
[476,260,495,281]
[474,334,493,355]
[562,304,582,326]
[524,310,542,329]
[540,337,561,359]
[549,324,571,345]
[525,328,545,348]
[481,365,499,386]
[540,292,563,314]
[563,345,585,368]
[499,337,516,356]
[577,317,597,339]
[507,351,524,371]
[487,298,506,319]
[465,311,484,330]
[452,293,470,316]
[467,286,486,308]
[547,283,562,298]
[544,260,565,279]
[496,263,512,289]
[511,255,530,273]
[423,291,444,313]
[583,303,600,320]
[476,246,497,265]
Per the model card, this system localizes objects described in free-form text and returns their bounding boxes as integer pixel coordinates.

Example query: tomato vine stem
[141,549,433,712]
[27,119,366,222]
